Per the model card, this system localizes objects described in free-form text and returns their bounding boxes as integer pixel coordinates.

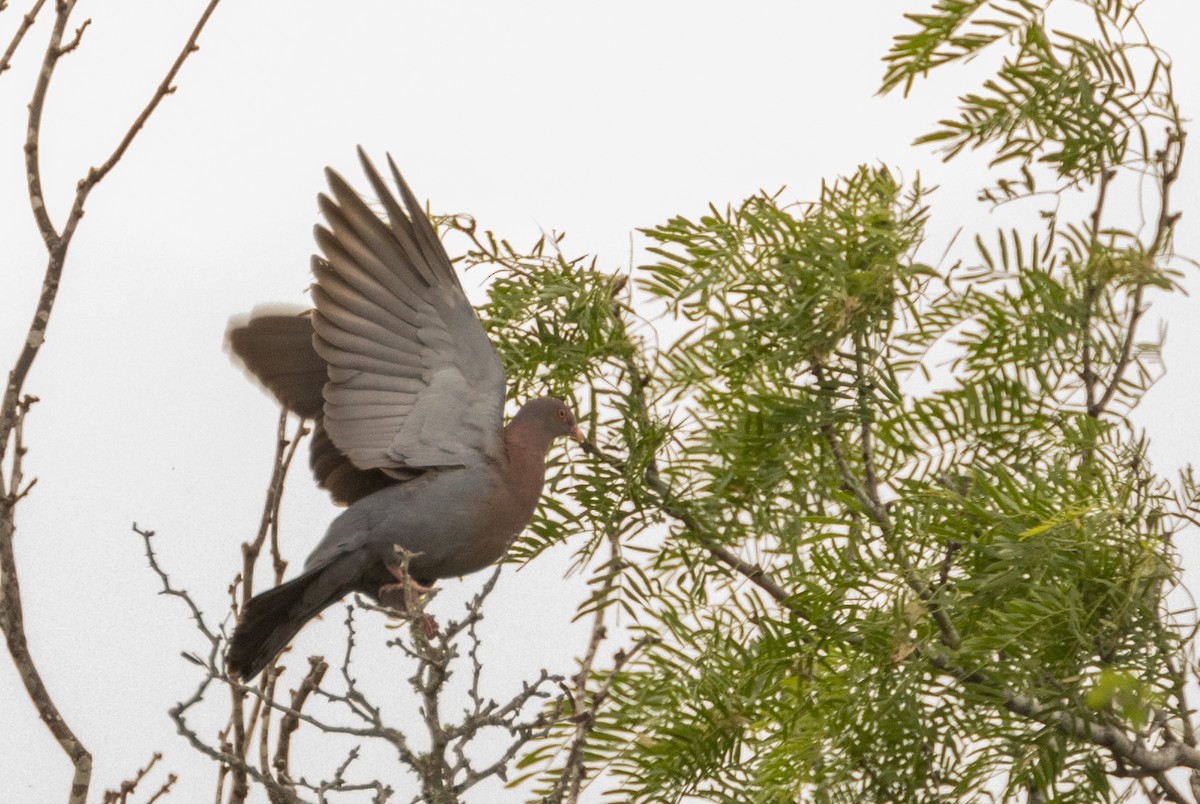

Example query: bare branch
[240,411,309,605]
[220,409,308,801]
[0,523,93,804]
[0,0,45,75]
[57,0,225,247]
[1150,771,1191,804]
[1,395,91,803]
[3,43,231,804]
[921,648,1200,774]
[274,657,328,791]
[542,636,655,804]
[4,0,224,463]
[54,14,85,56]
[228,680,250,803]
[102,752,165,804]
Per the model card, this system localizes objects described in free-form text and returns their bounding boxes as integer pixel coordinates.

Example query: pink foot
[378,579,434,612]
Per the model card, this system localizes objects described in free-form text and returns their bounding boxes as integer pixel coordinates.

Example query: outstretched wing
[226,309,399,505]
[311,148,507,474]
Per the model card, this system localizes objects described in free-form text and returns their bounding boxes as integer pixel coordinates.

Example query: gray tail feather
[226,565,347,681]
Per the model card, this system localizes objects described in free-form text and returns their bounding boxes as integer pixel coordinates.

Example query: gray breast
[304,466,504,580]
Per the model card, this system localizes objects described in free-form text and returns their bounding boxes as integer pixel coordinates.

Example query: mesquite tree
[490,1,1197,801]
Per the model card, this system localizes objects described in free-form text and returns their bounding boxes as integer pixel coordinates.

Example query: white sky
[2,2,1199,802]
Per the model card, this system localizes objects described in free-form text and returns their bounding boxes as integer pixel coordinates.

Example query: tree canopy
[471,1,1196,800]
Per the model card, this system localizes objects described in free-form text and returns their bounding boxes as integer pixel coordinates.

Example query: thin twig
[145,774,178,804]
[102,751,162,804]
[542,637,655,804]
[1090,129,1186,418]
[3,0,224,462]
[172,703,306,804]
[54,14,85,55]
[274,657,328,790]
[57,0,225,247]
[0,0,45,75]
[555,528,622,803]
[240,411,308,605]
[579,438,800,611]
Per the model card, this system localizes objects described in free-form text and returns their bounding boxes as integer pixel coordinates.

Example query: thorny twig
[102,752,177,804]
[394,566,564,801]
[143,447,569,802]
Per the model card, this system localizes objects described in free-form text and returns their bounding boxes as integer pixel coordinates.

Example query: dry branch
[140,403,570,801]
[0,0,45,75]
[3,6,225,795]
[102,752,175,804]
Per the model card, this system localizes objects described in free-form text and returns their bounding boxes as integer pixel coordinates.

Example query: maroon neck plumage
[502,414,554,512]
[501,396,573,513]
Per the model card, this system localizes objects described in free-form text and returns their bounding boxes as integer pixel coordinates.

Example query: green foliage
[885,0,1176,181]
[457,2,1194,801]
[882,0,1035,96]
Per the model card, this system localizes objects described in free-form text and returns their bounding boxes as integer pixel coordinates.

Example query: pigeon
[224,149,581,680]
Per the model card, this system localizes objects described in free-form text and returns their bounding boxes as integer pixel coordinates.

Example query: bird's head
[513,396,584,445]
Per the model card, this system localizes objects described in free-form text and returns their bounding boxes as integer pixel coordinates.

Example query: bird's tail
[226,558,357,681]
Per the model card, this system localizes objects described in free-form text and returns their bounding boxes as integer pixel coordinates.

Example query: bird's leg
[378,574,440,639]
[378,546,435,613]
[378,547,440,638]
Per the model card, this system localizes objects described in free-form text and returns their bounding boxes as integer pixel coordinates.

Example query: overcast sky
[2,2,1199,801]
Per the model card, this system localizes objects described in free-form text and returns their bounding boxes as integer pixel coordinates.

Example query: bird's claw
[378,578,434,612]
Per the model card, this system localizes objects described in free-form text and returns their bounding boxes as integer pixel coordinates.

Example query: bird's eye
[557,408,567,419]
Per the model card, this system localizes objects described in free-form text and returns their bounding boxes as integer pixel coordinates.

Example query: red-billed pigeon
[224,149,581,680]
